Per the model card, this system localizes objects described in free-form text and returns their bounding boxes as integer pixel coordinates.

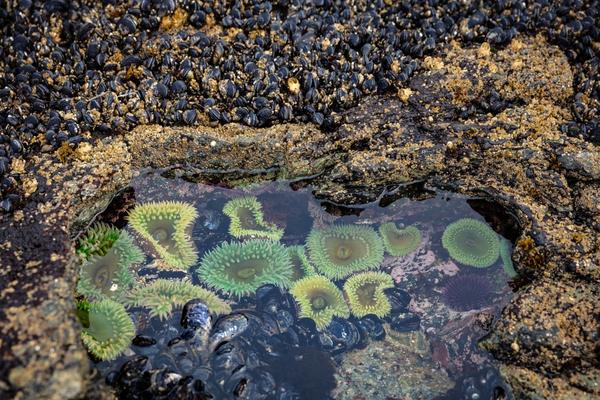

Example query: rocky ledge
[0,36,598,399]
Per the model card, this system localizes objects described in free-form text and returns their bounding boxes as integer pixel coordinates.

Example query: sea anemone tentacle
[80,299,135,361]
[223,196,284,241]
[441,218,500,268]
[128,201,198,270]
[378,223,421,257]
[290,275,350,330]
[306,224,384,280]
[343,271,394,318]
[196,240,294,298]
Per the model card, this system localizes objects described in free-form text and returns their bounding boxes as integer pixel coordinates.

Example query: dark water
[75,171,517,400]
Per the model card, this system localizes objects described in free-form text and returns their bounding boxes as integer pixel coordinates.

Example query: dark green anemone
[441,218,500,268]
[196,240,293,298]
[287,245,316,282]
[127,279,231,320]
[128,201,198,270]
[306,225,384,280]
[77,223,121,259]
[80,299,135,361]
[343,271,394,318]
[499,237,517,278]
[378,223,422,257]
[290,275,350,330]
[223,196,284,241]
[77,230,143,302]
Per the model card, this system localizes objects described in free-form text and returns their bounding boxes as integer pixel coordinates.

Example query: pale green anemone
[499,236,517,277]
[77,230,143,302]
[287,245,316,282]
[223,196,284,241]
[343,271,394,318]
[127,279,231,320]
[441,218,500,268]
[128,201,198,270]
[378,223,422,257]
[80,299,135,361]
[77,222,121,259]
[306,224,384,280]
[196,240,293,298]
[290,275,350,330]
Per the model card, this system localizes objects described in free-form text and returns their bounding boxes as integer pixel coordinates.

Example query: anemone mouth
[442,218,500,268]
[82,250,120,296]
[379,223,422,257]
[307,225,384,280]
[236,206,264,231]
[290,275,349,329]
[81,299,135,361]
[197,240,293,298]
[343,271,394,318]
[227,259,267,283]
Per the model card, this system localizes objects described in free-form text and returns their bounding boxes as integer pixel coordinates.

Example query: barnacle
[343,271,394,318]
[80,299,135,361]
[290,275,350,330]
[76,222,121,260]
[128,201,198,270]
[223,196,284,241]
[442,274,494,312]
[441,218,500,268]
[196,240,293,298]
[499,237,517,278]
[77,230,143,302]
[306,225,384,280]
[127,279,230,320]
[378,223,422,257]
[287,245,316,282]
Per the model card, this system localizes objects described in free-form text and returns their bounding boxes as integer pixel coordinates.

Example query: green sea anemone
[441,218,500,268]
[499,237,517,278]
[77,230,144,302]
[223,196,284,241]
[196,240,293,298]
[343,271,394,318]
[290,275,350,330]
[128,201,198,270]
[80,299,135,361]
[306,225,384,280]
[287,245,316,282]
[378,223,422,257]
[77,223,122,259]
[127,279,231,320]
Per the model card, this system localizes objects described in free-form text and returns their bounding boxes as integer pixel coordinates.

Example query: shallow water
[75,170,517,400]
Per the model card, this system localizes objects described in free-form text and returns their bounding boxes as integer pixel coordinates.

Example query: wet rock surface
[0,35,599,399]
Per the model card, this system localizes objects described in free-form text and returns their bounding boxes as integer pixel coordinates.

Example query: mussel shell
[209,313,250,352]
[319,317,367,355]
[181,299,211,331]
[147,369,183,396]
[211,341,246,374]
[255,284,297,317]
[388,312,421,332]
[113,356,150,389]
[222,368,276,400]
[356,314,386,341]
[384,287,412,313]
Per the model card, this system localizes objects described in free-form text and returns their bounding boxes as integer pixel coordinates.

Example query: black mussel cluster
[1,1,599,212]
[108,284,419,399]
